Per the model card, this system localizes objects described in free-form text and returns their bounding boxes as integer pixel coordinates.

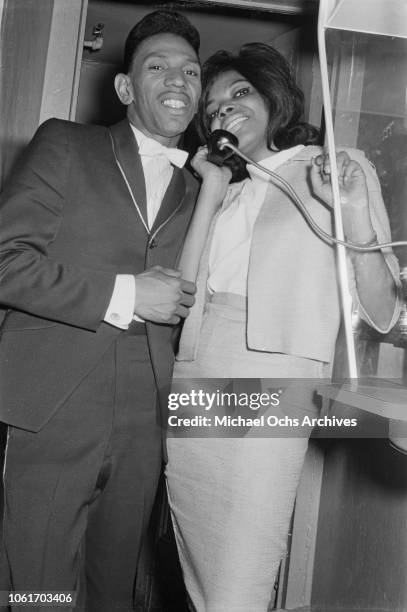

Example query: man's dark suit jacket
[0,118,198,432]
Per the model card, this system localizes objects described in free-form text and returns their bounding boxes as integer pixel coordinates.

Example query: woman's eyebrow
[205,79,249,109]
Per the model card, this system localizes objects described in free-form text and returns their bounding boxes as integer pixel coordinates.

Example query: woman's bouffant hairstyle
[123,10,200,74]
[198,42,320,151]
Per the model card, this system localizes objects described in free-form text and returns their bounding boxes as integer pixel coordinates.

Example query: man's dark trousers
[3,324,161,611]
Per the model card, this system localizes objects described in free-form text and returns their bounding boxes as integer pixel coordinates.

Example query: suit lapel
[110,120,189,234]
[150,166,186,232]
[109,120,148,228]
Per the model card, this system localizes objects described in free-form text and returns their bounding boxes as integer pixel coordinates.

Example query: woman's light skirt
[166,293,324,612]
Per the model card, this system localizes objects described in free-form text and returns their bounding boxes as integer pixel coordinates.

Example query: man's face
[116,33,201,146]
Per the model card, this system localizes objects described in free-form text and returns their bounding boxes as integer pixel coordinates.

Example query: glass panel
[325,28,407,373]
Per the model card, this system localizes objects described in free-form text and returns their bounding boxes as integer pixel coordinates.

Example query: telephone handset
[207,129,248,182]
[207,129,238,166]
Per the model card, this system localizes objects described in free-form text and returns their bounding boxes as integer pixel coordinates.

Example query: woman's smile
[222,114,248,134]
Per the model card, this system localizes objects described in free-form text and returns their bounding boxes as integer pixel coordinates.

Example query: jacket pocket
[1,311,57,332]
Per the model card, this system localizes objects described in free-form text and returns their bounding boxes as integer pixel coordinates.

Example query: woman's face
[205,69,270,162]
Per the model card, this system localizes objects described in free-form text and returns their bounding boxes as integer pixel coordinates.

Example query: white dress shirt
[208,145,304,296]
[104,124,187,328]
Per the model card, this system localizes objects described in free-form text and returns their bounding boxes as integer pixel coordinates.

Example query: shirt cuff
[104,274,136,329]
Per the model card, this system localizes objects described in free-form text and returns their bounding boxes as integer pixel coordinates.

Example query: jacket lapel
[150,166,186,232]
[109,120,148,228]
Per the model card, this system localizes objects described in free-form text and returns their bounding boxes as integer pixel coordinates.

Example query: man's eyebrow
[142,52,200,65]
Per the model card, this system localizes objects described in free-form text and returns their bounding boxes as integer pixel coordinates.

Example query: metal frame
[181,0,317,15]
[318,0,358,377]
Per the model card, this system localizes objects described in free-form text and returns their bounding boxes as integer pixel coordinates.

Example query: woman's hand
[311,151,368,208]
[191,145,232,203]
[311,151,376,243]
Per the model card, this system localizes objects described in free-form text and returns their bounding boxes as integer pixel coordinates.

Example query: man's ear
[114,73,134,106]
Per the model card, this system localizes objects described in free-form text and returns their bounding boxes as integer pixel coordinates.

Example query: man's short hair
[123,10,200,73]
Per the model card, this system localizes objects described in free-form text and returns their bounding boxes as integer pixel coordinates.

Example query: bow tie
[138,138,188,168]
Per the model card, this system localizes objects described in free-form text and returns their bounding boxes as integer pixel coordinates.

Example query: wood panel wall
[0,0,54,188]
[312,429,407,611]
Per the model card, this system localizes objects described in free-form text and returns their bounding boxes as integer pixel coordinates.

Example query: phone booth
[318,0,407,375]
[308,2,407,611]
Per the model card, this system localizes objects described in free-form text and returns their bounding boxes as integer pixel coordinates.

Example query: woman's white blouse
[207,145,304,296]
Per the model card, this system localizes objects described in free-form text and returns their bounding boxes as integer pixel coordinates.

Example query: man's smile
[162,99,187,109]
[159,92,190,112]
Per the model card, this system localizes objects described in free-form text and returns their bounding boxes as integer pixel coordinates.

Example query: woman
[166,43,400,611]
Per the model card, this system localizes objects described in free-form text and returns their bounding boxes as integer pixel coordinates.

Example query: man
[0,10,201,611]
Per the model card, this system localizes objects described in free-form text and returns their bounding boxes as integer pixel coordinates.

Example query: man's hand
[134,265,196,324]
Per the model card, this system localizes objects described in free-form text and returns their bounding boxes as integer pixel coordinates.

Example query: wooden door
[0,0,87,189]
